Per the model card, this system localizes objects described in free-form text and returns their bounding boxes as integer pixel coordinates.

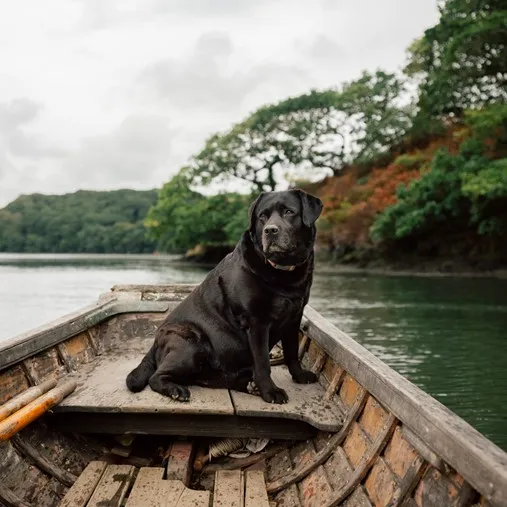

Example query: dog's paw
[168,385,191,402]
[292,369,318,384]
[261,386,288,404]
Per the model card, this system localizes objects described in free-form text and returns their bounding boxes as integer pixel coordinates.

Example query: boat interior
[0,285,505,506]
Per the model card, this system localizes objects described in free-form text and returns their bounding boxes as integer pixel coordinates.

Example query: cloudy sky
[0,0,439,206]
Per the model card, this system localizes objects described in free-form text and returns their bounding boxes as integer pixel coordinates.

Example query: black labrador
[126,189,323,404]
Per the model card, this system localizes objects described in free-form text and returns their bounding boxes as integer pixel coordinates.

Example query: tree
[189,72,413,192]
[145,169,249,252]
[406,0,507,117]
[0,189,158,253]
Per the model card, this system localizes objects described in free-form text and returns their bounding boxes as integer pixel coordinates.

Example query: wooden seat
[55,353,344,435]
[213,470,270,507]
[60,463,210,507]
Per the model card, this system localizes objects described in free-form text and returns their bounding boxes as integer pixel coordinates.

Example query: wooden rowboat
[0,284,505,506]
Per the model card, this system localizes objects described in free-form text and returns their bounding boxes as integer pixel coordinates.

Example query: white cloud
[0,0,440,206]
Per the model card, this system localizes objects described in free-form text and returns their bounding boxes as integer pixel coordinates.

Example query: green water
[0,254,506,450]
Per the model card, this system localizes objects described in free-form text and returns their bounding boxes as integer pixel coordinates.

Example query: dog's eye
[284,209,295,216]
[259,213,268,222]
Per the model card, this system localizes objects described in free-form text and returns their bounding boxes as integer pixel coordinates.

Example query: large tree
[189,71,413,192]
[406,0,507,117]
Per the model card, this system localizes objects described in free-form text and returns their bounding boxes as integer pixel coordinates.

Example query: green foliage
[461,159,507,200]
[372,105,507,241]
[406,0,507,117]
[0,190,158,253]
[394,152,429,170]
[372,150,470,239]
[188,71,412,192]
[145,170,249,253]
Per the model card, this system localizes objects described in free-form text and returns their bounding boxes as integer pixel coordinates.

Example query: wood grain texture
[60,461,107,507]
[213,470,243,507]
[231,365,344,432]
[58,354,235,416]
[244,470,270,507]
[87,464,135,507]
[124,467,164,507]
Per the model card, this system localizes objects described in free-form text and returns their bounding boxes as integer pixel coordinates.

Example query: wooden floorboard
[231,366,344,432]
[124,467,164,507]
[87,464,135,507]
[213,470,243,507]
[244,470,270,507]
[60,461,107,507]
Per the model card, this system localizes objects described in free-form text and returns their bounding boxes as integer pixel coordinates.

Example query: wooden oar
[0,377,58,422]
[0,379,77,441]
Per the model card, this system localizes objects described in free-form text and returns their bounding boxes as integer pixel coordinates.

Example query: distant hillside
[0,189,158,253]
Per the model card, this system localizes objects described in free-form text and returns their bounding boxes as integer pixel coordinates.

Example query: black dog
[126,189,323,404]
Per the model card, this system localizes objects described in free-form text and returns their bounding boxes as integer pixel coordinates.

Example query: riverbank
[181,244,507,279]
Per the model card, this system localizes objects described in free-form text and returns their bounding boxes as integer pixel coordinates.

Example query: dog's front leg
[249,323,288,404]
[281,320,317,384]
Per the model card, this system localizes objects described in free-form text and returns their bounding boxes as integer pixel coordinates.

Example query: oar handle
[0,377,58,422]
[0,380,77,441]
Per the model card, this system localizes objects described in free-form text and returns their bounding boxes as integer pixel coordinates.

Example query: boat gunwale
[0,295,170,372]
[303,304,507,506]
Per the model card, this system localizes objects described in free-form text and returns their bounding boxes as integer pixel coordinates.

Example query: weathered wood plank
[12,434,77,487]
[176,486,211,506]
[364,457,397,507]
[60,461,108,507]
[23,347,64,383]
[343,486,373,507]
[124,467,164,507]
[245,470,269,507]
[231,366,344,432]
[58,354,235,416]
[303,305,507,506]
[213,470,243,507]
[274,484,301,507]
[158,480,185,504]
[87,464,135,507]
[51,411,316,440]
[0,365,30,403]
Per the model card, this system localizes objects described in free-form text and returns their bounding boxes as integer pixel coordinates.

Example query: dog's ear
[294,189,323,227]
[248,192,266,231]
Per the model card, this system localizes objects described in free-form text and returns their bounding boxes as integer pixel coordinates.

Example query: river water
[0,253,506,450]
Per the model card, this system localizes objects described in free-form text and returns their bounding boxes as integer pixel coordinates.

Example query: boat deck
[54,350,344,438]
[61,462,265,507]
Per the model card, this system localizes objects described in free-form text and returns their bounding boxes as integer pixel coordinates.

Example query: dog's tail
[126,345,157,392]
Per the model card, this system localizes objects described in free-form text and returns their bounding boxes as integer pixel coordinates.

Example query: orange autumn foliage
[316,129,463,249]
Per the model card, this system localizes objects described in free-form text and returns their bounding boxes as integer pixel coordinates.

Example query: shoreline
[314,262,507,279]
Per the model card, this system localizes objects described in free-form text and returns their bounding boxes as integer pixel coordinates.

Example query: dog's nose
[264,224,279,235]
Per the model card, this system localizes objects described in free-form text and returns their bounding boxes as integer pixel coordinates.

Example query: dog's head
[248,189,323,267]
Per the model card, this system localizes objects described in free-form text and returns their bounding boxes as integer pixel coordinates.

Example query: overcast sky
[0,0,439,207]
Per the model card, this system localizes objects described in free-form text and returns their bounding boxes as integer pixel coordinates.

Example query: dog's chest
[268,293,304,322]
